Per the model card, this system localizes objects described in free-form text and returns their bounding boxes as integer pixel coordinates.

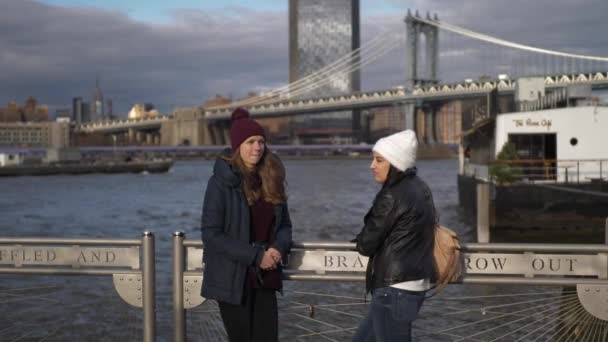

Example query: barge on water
[458,78,608,242]
[0,148,173,176]
[0,160,173,177]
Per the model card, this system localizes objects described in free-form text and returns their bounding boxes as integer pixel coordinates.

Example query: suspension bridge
[75,11,608,148]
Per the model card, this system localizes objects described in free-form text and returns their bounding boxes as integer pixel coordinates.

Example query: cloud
[0,0,288,115]
[0,0,607,116]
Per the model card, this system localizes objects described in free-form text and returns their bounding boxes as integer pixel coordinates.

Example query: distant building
[55,109,71,123]
[93,78,104,121]
[32,106,50,122]
[128,103,159,119]
[0,102,23,122]
[288,0,361,143]
[24,96,37,114]
[106,98,113,119]
[289,0,360,96]
[72,97,83,123]
[81,102,91,123]
[0,122,70,148]
[0,98,49,122]
[203,95,232,108]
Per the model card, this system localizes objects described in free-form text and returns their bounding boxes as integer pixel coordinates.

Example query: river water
[0,158,584,341]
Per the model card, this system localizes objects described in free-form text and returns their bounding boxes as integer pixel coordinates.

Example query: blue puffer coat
[200,154,292,305]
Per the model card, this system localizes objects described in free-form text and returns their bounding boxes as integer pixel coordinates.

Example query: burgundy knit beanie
[230,108,266,151]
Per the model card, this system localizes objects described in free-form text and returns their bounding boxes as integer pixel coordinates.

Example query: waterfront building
[0,121,70,148]
[0,152,23,166]
[458,78,608,235]
[288,0,361,144]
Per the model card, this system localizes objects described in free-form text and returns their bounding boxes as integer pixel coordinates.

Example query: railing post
[477,182,491,243]
[142,231,156,342]
[458,144,464,175]
[605,218,608,245]
[577,161,580,184]
[173,232,186,342]
[600,160,603,186]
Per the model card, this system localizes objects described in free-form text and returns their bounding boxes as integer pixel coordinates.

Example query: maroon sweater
[248,197,281,289]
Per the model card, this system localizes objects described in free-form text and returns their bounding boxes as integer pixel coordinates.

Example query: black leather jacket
[355,167,436,293]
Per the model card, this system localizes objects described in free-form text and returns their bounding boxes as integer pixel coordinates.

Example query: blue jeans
[352,287,425,342]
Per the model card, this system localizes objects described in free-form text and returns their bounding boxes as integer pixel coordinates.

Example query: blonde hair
[226,149,287,205]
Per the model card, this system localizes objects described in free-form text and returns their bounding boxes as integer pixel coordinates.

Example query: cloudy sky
[1,0,607,116]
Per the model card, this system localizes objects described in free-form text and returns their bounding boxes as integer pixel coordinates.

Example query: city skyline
[1,0,607,117]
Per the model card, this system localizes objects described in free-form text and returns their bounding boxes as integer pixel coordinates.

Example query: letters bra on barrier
[185,247,608,278]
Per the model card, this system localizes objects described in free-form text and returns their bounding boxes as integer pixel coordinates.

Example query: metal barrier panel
[0,232,156,342]
[173,233,608,340]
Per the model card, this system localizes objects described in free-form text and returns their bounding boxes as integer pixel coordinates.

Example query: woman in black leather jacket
[352,129,436,342]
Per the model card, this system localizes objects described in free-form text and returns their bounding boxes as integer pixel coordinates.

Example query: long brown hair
[225,148,287,205]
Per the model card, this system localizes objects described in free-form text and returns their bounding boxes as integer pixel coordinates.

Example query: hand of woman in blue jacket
[260,250,278,270]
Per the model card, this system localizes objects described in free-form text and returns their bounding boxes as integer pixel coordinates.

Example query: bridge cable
[208,30,403,110]
[415,16,608,62]
[240,33,402,108]
[208,30,397,110]
[276,34,403,103]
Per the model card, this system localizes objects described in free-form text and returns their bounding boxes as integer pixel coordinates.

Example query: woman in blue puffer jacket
[201,108,292,342]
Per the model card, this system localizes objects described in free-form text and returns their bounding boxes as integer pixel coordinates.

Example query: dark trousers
[352,286,425,342]
[218,287,278,342]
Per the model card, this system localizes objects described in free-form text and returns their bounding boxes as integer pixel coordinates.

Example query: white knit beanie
[372,130,418,171]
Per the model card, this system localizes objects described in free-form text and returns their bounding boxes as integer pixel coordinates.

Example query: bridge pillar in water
[136,131,143,145]
[404,103,416,132]
[128,129,135,145]
[160,108,210,146]
[209,122,224,145]
[211,121,229,146]
[424,108,437,144]
[221,121,230,146]
[207,121,229,146]
[207,123,219,145]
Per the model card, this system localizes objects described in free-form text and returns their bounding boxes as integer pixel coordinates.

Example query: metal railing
[487,158,607,184]
[0,232,156,342]
[172,232,608,341]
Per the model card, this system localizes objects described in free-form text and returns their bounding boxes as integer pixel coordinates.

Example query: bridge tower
[402,10,440,142]
[405,10,439,90]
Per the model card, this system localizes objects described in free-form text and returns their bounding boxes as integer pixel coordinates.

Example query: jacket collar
[383,166,416,188]
[212,148,242,188]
